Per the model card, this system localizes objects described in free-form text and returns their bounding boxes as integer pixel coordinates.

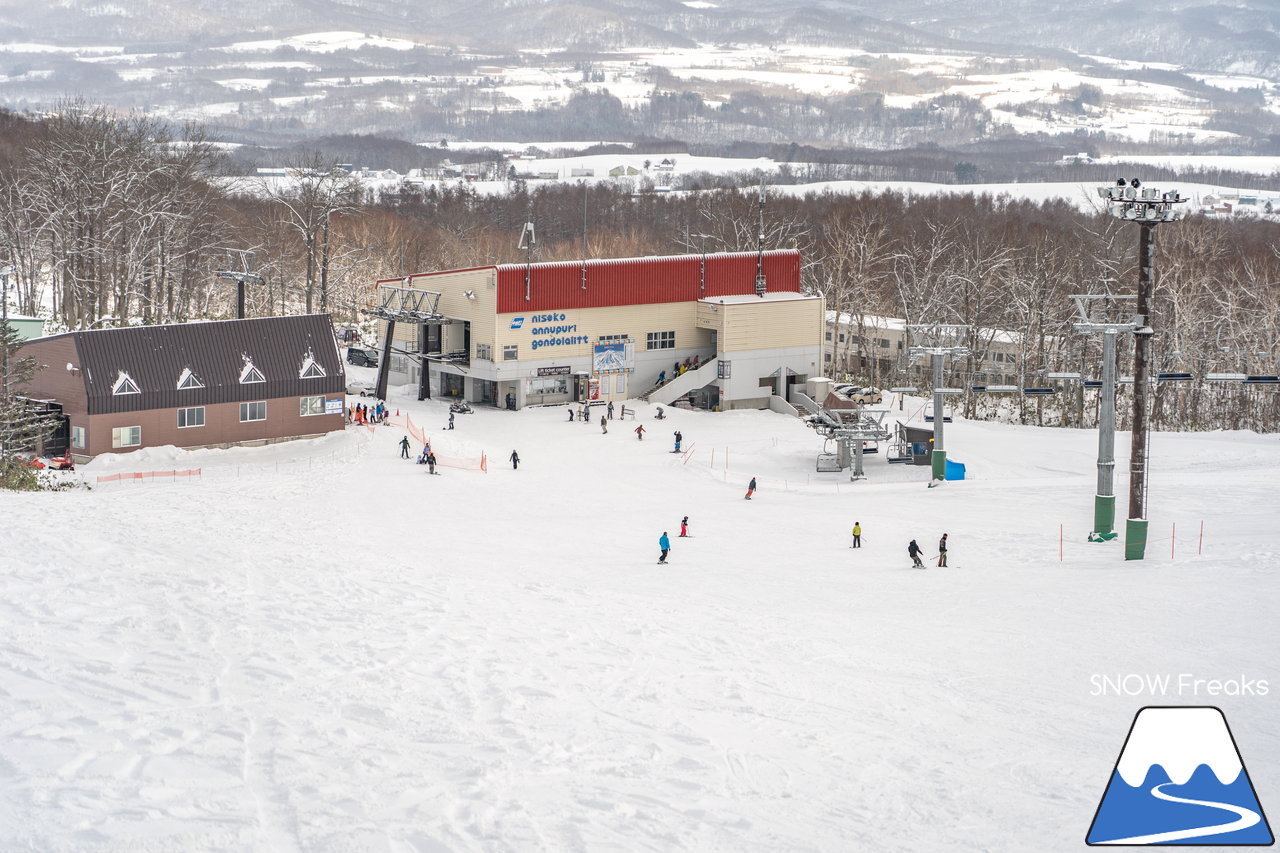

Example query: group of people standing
[349,401,386,425]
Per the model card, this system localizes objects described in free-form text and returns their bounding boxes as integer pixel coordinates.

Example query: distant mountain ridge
[1,0,1275,75]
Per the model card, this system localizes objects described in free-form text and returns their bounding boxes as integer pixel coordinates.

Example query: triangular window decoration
[112,373,140,395]
[177,368,204,390]
[240,362,265,384]
[300,357,326,379]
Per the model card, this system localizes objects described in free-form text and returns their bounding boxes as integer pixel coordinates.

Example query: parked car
[346,347,379,367]
[346,382,377,397]
[850,387,883,405]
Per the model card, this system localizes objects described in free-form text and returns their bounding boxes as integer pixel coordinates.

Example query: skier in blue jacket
[658,532,671,564]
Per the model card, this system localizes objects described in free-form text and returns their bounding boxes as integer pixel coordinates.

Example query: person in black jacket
[510,450,520,470]
[908,540,924,568]
[938,533,948,567]
[745,476,757,500]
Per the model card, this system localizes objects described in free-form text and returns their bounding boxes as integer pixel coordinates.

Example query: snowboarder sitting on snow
[654,406,665,420]
[417,447,430,464]
[908,540,924,568]
[658,531,671,564]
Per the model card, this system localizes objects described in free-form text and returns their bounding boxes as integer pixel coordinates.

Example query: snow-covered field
[2,389,1277,851]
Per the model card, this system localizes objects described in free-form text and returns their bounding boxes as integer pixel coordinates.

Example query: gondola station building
[17,315,348,461]
[378,249,824,411]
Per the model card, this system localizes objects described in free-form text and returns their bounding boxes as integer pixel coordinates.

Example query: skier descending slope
[908,539,924,568]
[658,531,671,565]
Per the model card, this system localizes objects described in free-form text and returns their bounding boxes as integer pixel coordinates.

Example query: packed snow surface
[1,389,1277,851]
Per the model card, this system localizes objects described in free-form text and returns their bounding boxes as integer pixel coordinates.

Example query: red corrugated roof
[494,250,800,313]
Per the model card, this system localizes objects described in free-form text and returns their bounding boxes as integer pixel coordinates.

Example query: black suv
[346,347,379,367]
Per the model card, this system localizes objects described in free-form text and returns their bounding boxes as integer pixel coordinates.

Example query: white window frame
[299,395,326,416]
[240,363,265,384]
[646,331,675,350]
[177,406,205,428]
[112,374,140,395]
[111,426,141,448]
[177,368,204,390]
[300,358,326,379]
[503,345,518,361]
[71,425,86,449]
[476,343,492,361]
[239,401,267,422]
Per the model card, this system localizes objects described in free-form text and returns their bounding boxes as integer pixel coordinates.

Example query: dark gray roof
[50,315,346,415]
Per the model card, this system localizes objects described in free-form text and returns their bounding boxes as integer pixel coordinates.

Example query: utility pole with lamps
[1095,178,1186,560]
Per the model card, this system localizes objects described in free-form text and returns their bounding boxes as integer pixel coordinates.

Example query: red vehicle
[48,454,75,471]
[15,454,45,469]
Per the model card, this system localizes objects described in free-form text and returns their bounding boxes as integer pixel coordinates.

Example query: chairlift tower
[907,324,970,481]
[215,249,264,319]
[1071,294,1137,542]
[1096,178,1186,560]
[363,283,449,401]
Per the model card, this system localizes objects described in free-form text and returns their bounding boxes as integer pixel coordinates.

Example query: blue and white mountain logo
[1087,706,1273,845]
[510,317,525,330]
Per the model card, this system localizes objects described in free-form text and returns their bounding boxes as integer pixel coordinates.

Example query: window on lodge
[503,345,518,361]
[240,401,266,422]
[528,377,568,396]
[177,406,205,428]
[646,331,675,350]
[299,396,326,416]
[476,343,492,361]
[598,334,626,343]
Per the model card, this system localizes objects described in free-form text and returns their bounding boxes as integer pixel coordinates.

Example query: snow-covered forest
[2,106,1279,432]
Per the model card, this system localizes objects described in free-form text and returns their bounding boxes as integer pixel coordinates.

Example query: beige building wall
[718,297,824,353]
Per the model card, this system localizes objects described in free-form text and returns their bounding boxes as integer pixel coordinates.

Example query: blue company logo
[1087,706,1273,846]
[510,317,525,330]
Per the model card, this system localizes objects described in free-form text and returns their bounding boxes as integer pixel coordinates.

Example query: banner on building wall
[325,398,344,415]
[537,365,571,376]
[717,360,732,379]
[589,380,600,400]
[593,339,635,374]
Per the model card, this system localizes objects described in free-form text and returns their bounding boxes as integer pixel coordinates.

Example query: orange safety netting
[388,414,487,472]
[97,469,202,484]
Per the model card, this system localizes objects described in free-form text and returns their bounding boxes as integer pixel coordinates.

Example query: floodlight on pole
[1096,178,1186,560]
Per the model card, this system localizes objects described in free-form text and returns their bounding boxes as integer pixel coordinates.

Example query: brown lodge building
[18,315,347,462]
